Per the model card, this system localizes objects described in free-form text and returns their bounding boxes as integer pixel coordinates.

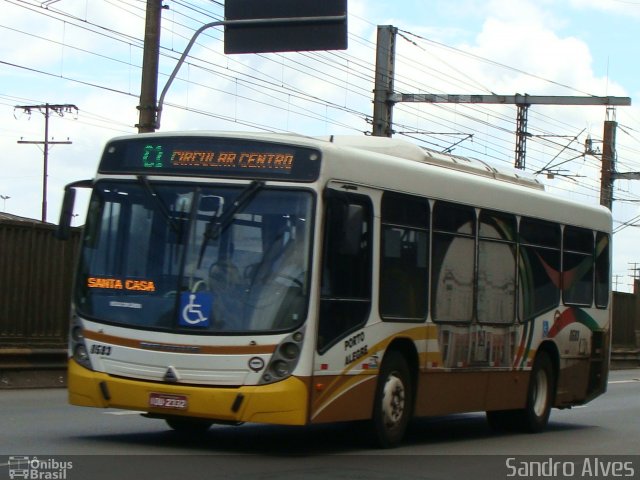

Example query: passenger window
[477,211,517,324]
[594,232,610,308]
[431,202,475,323]
[379,192,429,321]
[563,226,594,306]
[519,218,561,321]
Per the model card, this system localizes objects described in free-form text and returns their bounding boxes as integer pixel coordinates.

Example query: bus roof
[106,131,611,232]
[310,134,610,232]
[319,135,544,191]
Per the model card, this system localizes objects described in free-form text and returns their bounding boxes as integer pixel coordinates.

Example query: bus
[58,131,611,448]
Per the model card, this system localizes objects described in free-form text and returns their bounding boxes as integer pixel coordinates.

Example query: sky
[1,0,640,290]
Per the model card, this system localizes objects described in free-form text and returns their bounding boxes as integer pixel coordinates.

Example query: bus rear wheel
[517,352,555,432]
[370,351,413,448]
[488,352,555,433]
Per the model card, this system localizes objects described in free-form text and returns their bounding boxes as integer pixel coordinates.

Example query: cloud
[568,0,640,17]
[2,0,639,288]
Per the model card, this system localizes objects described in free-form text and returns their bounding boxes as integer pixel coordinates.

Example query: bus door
[310,186,375,424]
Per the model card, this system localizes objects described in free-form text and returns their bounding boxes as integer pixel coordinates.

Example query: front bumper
[67,359,308,425]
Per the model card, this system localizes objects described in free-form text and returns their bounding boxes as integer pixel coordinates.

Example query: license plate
[148,392,188,410]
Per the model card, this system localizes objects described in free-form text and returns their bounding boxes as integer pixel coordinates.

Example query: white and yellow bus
[59,132,611,447]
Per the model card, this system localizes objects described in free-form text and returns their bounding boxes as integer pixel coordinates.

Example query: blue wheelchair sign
[179,292,213,328]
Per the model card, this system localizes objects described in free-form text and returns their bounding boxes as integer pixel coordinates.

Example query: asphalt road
[1,369,639,479]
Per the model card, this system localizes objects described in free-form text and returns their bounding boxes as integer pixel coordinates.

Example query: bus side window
[519,218,561,321]
[563,226,594,307]
[477,210,517,324]
[379,191,429,321]
[431,201,475,323]
[594,232,610,309]
[317,190,372,353]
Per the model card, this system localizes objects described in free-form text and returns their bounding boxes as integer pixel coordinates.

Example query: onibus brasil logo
[7,456,72,479]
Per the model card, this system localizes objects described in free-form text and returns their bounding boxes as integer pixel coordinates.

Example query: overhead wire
[4,0,640,209]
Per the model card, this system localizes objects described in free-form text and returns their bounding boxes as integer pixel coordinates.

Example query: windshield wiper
[197,180,265,267]
[137,175,179,233]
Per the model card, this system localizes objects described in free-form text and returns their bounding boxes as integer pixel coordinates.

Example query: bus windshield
[75,180,314,334]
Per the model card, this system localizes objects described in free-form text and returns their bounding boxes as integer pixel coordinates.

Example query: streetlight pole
[0,195,9,211]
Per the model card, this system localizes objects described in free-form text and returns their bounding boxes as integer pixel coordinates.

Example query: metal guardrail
[610,348,640,370]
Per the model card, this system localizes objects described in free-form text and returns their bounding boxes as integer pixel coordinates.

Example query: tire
[370,351,413,448]
[487,352,555,433]
[165,416,213,434]
[515,352,555,433]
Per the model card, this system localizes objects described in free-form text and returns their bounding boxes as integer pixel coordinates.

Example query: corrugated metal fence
[0,219,80,348]
[612,288,639,348]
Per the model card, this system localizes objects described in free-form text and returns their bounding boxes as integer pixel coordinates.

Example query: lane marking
[609,379,640,384]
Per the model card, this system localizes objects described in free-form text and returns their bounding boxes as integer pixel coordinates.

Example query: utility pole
[628,263,640,281]
[371,25,632,169]
[514,103,529,170]
[386,93,631,170]
[589,107,640,210]
[15,103,78,223]
[598,107,640,211]
[137,0,163,133]
[372,25,397,137]
[599,108,617,209]
[137,2,347,131]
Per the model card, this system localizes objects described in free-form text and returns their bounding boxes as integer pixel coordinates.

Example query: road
[1,369,639,479]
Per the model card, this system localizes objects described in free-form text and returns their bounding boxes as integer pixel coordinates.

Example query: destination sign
[99,136,321,182]
[87,276,156,292]
[168,150,294,172]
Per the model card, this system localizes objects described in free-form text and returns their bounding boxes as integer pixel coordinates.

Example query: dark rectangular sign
[224,0,347,54]
[98,136,322,182]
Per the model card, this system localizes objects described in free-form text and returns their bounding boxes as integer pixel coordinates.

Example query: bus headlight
[271,360,290,377]
[71,325,84,342]
[73,344,91,369]
[260,329,304,385]
[69,320,93,370]
[280,342,300,360]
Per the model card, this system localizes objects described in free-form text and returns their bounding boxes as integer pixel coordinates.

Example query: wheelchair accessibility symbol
[179,292,213,327]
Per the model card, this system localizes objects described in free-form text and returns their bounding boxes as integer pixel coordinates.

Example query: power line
[4,0,639,211]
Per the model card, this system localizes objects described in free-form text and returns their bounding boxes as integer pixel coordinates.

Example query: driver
[208,251,242,330]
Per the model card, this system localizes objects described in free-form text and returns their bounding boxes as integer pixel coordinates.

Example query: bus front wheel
[370,351,413,448]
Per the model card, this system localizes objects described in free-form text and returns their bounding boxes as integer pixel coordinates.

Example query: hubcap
[382,372,405,428]
[532,368,549,417]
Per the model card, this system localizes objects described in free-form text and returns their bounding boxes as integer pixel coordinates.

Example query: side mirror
[56,180,92,240]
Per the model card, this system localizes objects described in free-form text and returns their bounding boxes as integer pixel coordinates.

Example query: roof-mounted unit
[323,135,543,190]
